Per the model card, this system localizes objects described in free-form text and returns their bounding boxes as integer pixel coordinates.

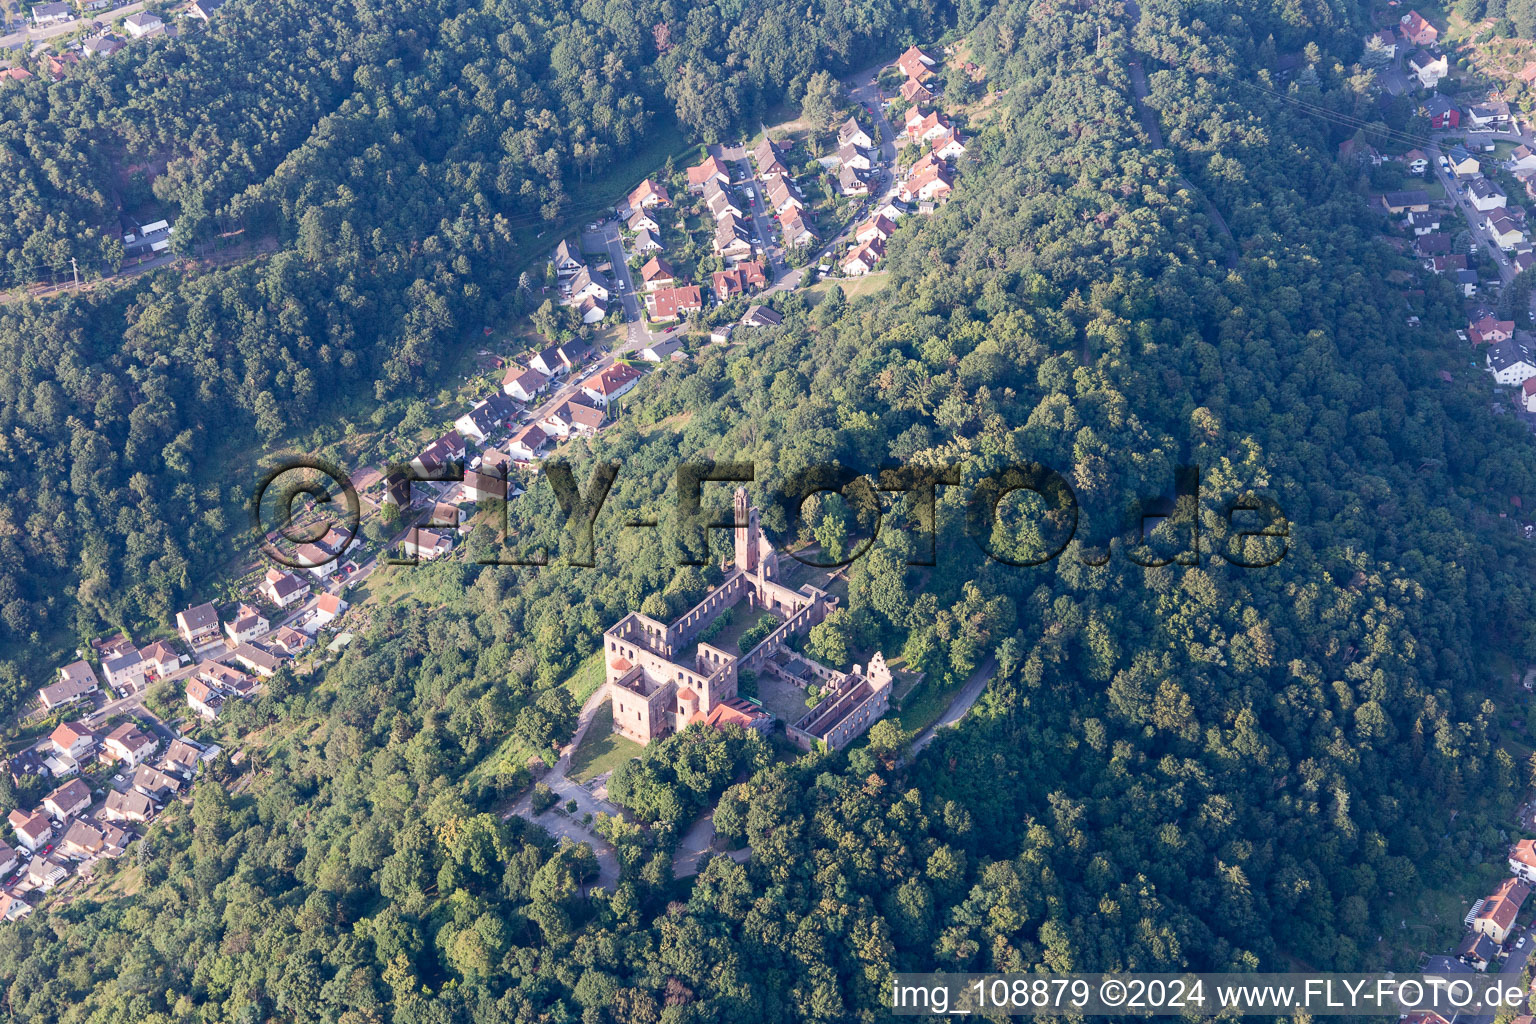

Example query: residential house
[463,467,508,503]
[1522,61,1536,85]
[1404,209,1440,235]
[857,215,896,246]
[162,738,205,776]
[1524,378,1536,414]
[0,894,30,922]
[628,178,670,210]
[640,255,678,291]
[40,661,99,710]
[633,228,664,252]
[402,529,454,562]
[103,722,157,767]
[556,339,591,371]
[59,820,105,860]
[779,207,819,247]
[566,266,611,304]
[714,216,754,260]
[1427,253,1467,274]
[580,363,642,407]
[44,51,77,81]
[509,423,549,462]
[1423,94,1460,129]
[0,69,33,83]
[311,592,349,629]
[839,142,873,174]
[900,162,954,204]
[1473,877,1530,944]
[542,400,605,438]
[1456,268,1479,296]
[1512,146,1536,175]
[1414,233,1450,257]
[842,240,884,277]
[896,44,937,80]
[1487,338,1536,386]
[552,239,583,277]
[103,789,155,823]
[185,677,224,720]
[686,154,730,192]
[412,430,467,478]
[530,345,568,377]
[1488,210,1525,249]
[742,305,783,328]
[712,261,766,299]
[265,626,312,658]
[705,183,744,220]
[258,568,305,609]
[837,163,871,196]
[1365,28,1397,58]
[1448,145,1480,177]
[26,855,68,891]
[626,208,660,233]
[7,809,51,851]
[0,841,16,876]
[1403,148,1428,175]
[1468,100,1512,129]
[1378,189,1430,215]
[907,109,952,144]
[188,0,227,20]
[1470,178,1508,212]
[900,77,934,105]
[503,365,548,402]
[1399,10,1439,46]
[647,284,704,323]
[228,643,283,677]
[838,116,874,150]
[454,393,516,443]
[710,325,733,345]
[176,602,221,648]
[931,130,967,162]
[30,1,71,25]
[131,764,181,802]
[1468,315,1513,345]
[43,778,91,819]
[1407,50,1448,89]
[224,603,270,644]
[82,36,124,57]
[123,11,163,36]
[753,137,789,178]
[766,175,804,213]
[641,338,684,362]
[49,721,95,761]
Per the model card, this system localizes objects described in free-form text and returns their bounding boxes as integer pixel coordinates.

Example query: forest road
[909,654,997,757]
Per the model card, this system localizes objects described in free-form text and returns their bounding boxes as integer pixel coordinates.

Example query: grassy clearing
[564,650,606,705]
[569,703,642,782]
[807,271,891,303]
[893,669,968,735]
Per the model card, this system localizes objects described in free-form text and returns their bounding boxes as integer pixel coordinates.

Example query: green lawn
[563,650,606,704]
[893,669,969,735]
[569,703,642,782]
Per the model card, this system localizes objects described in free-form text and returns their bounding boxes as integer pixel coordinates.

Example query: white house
[101,646,147,694]
[123,11,163,36]
[259,568,306,608]
[1488,338,1536,386]
[579,364,641,408]
[1407,50,1447,89]
[224,603,270,644]
[1470,179,1507,212]
[103,722,157,767]
[310,592,349,630]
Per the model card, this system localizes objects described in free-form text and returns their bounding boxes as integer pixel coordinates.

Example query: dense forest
[0,0,947,707]
[4,0,1536,1019]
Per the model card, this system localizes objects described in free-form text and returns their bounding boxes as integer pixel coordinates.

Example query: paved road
[1426,142,1516,285]
[586,223,653,350]
[0,1,146,48]
[909,654,997,756]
